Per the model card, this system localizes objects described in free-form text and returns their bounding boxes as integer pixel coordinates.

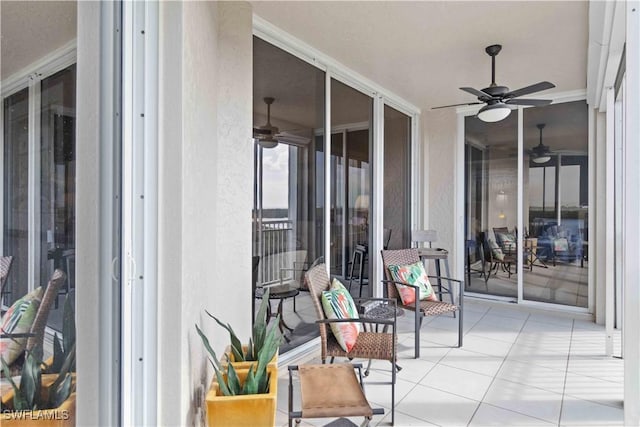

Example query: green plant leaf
[1,355,25,407]
[50,342,76,395]
[48,373,72,408]
[195,323,221,371]
[257,314,282,370]
[206,310,245,362]
[226,363,241,396]
[253,288,271,352]
[20,348,42,409]
[246,337,254,361]
[241,365,259,395]
[214,368,232,396]
[51,333,64,373]
[62,295,75,361]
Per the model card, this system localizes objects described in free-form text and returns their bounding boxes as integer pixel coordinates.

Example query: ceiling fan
[253,97,280,148]
[433,44,556,122]
[253,97,311,149]
[528,123,552,164]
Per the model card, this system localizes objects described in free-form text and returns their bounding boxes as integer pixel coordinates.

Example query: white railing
[259,219,294,285]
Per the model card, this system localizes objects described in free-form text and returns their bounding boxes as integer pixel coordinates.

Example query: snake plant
[48,295,76,374]
[195,288,282,395]
[1,341,75,411]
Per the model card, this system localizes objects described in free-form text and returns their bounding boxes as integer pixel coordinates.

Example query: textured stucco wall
[158,2,253,425]
[424,109,458,273]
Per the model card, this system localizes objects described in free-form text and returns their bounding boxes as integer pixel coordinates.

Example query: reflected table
[256,284,300,342]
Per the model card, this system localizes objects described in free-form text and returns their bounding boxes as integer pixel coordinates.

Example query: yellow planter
[206,366,277,427]
[1,374,76,427]
[221,345,278,371]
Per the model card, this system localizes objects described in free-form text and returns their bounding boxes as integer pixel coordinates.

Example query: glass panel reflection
[464,113,518,298]
[253,37,325,352]
[2,88,29,306]
[523,101,588,307]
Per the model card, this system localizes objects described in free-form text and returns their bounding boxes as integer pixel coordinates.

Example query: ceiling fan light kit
[433,44,556,123]
[477,103,511,123]
[530,123,552,163]
[532,155,551,164]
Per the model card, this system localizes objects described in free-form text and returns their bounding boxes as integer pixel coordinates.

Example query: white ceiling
[1,1,77,80]
[251,1,589,134]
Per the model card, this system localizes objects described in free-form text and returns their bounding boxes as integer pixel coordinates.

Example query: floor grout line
[557,319,575,427]
[466,311,532,426]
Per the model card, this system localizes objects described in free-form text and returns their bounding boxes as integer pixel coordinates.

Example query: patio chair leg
[458,309,463,348]
[391,357,396,424]
[414,312,422,358]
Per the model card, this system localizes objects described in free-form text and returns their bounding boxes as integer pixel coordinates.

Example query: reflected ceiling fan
[433,44,556,122]
[527,123,552,164]
[253,97,311,148]
[253,97,280,148]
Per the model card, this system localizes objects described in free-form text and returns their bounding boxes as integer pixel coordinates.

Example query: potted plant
[1,294,76,426]
[195,288,283,427]
[0,342,76,427]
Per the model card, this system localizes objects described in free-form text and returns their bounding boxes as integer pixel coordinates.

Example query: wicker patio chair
[305,263,397,424]
[381,248,463,358]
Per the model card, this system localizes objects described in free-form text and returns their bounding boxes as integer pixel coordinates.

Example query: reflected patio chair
[0,256,13,308]
[381,249,462,358]
[1,269,66,377]
[305,263,397,424]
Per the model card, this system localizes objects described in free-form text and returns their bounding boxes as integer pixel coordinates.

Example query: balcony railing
[259,219,294,285]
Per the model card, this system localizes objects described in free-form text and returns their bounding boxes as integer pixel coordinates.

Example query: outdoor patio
[277,298,623,426]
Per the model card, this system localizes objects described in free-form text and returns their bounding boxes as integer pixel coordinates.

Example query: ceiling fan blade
[432,101,483,110]
[504,81,555,99]
[505,98,553,106]
[460,87,494,100]
[253,128,272,135]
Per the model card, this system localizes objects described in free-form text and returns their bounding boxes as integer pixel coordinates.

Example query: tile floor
[466,260,589,308]
[276,298,624,426]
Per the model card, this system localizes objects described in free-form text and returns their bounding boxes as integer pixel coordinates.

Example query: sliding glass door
[464,100,589,309]
[464,113,518,299]
[253,37,326,352]
[2,64,77,329]
[329,79,373,295]
[522,101,588,307]
[252,35,417,353]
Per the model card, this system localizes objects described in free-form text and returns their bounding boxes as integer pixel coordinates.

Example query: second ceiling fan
[433,44,556,122]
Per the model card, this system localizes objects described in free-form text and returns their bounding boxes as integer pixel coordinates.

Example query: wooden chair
[305,263,397,424]
[381,249,463,358]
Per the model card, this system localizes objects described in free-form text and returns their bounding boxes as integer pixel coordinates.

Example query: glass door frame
[456,90,592,313]
[0,43,77,306]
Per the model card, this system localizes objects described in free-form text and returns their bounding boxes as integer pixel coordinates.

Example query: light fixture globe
[257,138,278,149]
[477,102,511,123]
[532,155,551,164]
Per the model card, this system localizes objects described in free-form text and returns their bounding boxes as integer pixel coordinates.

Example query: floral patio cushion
[321,278,360,352]
[387,261,438,306]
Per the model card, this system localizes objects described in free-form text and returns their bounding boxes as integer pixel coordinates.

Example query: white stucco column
[157,2,253,425]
